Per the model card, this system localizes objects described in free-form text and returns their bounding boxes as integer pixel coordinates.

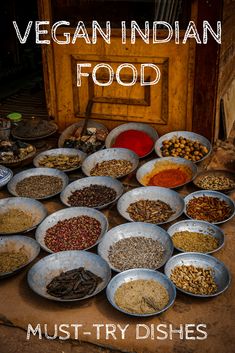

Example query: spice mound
[186,196,232,223]
[108,237,165,271]
[0,209,33,233]
[196,175,235,191]
[170,265,217,295]
[46,267,103,300]
[172,231,219,253]
[112,130,154,157]
[15,175,63,198]
[142,162,193,188]
[127,199,174,223]
[68,184,117,207]
[38,154,81,170]
[161,136,209,162]
[90,159,133,178]
[114,279,169,314]
[0,249,28,274]
[44,216,102,252]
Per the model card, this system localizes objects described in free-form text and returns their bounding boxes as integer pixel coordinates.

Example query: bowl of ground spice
[0,235,40,278]
[0,197,47,234]
[193,170,235,193]
[164,253,231,297]
[60,176,124,209]
[184,190,235,224]
[136,157,197,188]
[7,167,69,200]
[106,268,176,316]
[98,222,173,272]
[117,186,184,225]
[167,220,224,254]
[35,207,109,253]
[105,123,158,158]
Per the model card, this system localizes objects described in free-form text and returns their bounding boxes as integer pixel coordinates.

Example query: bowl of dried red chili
[35,207,109,253]
[184,190,235,224]
[105,123,158,158]
[136,157,197,188]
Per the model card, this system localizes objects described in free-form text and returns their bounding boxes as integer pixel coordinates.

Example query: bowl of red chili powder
[105,123,158,158]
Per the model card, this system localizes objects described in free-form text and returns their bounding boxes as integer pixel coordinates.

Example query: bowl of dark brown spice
[117,186,184,225]
[7,168,69,200]
[193,170,235,193]
[27,250,111,301]
[164,252,231,297]
[60,176,124,209]
[0,235,40,278]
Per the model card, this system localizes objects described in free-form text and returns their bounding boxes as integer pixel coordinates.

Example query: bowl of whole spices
[0,235,40,278]
[98,222,173,272]
[82,148,139,178]
[136,157,197,188]
[117,186,184,225]
[106,268,176,316]
[167,220,224,254]
[8,167,69,200]
[184,190,235,224]
[0,197,47,234]
[193,170,235,193]
[60,176,124,209]
[35,207,109,253]
[164,253,231,297]
[27,250,111,301]
[33,148,87,172]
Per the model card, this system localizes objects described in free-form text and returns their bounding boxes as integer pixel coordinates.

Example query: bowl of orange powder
[136,157,197,189]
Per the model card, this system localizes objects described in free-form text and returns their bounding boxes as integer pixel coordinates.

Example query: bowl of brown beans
[0,235,40,278]
[155,131,212,163]
[167,220,224,254]
[193,170,235,193]
[35,207,109,253]
[184,190,235,224]
[164,252,231,297]
[60,176,124,209]
[117,186,185,225]
[82,148,139,178]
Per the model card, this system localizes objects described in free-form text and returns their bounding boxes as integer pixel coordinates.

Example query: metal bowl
[155,131,212,163]
[27,250,111,302]
[33,148,87,173]
[105,122,158,158]
[167,220,224,254]
[60,176,124,209]
[106,268,176,317]
[82,148,139,178]
[184,190,235,225]
[7,167,69,200]
[164,252,231,297]
[35,207,109,253]
[0,235,40,278]
[0,165,13,189]
[98,222,173,272]
[136,157,197,188]
[193,169,235,193]
[117,186,185,225]
[0,197,47,234]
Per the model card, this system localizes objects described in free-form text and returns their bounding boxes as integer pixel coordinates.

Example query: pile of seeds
[114,279,169,314]
[0,249,29,273]
[172,231,219,253]
[186,196,232,223]
[108,237,165,271]
[170,265,217,295]
[44,216,101,252]
[90,159,133,178]
[38,154,81,170]
[196,175,235,191]
[15,175,63,198]
[68,184,117,207]
[46,267,103,300]
[127,199,174,223]
[0,209,33,233]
